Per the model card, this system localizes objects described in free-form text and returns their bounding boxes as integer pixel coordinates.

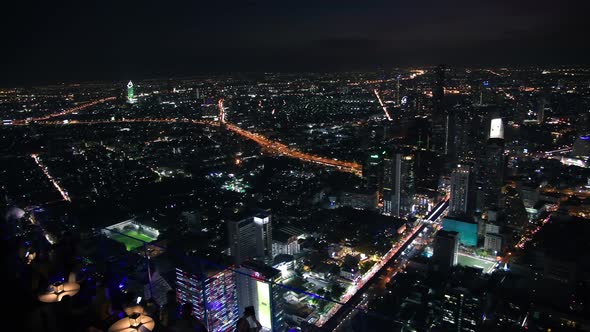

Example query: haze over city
[2,2,590,332]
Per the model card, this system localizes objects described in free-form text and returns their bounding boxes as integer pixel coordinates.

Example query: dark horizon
[4,63,590,89]
[1,0,589,86]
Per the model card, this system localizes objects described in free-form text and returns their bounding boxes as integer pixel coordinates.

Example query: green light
[370,155,379,159]
[256,281,272,329]
[127,81,137,104]
[127,81,134,100]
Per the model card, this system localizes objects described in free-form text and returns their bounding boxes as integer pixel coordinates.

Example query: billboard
[256,280,272,330]
[490,118,504,139]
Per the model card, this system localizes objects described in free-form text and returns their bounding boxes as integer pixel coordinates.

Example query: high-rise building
[484,233,502,253]
[271,230,300,256]
[228,210,273,264]
[482,139,504,211]
[433,230,459,271]
[440,288,482,332]
[126,80,137,104]
[433,65,445,112]
[237,260,284,332]
[362,151,383,193]
[383,150,415,217]
[480,117,505,211]
[446,107,457,159]
[536,97,547,124]
[431,64,451,155]
[176,266,240,332]
[449,164,475,217]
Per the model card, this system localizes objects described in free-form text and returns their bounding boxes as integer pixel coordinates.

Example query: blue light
[580,135,590,141]
[483,81,490,87]
[442,217,478,247]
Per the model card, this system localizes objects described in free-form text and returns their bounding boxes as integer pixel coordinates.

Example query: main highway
[10,97,362,176]
[320,199,449,331]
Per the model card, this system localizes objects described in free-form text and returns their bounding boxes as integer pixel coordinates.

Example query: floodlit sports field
[111,230,156,251]
[457,253,496,273]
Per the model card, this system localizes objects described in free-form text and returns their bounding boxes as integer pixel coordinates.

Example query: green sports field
[111,230,156,251]
[457,253,496,273]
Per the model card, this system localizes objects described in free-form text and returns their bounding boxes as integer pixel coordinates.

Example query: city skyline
[2,2,590,331]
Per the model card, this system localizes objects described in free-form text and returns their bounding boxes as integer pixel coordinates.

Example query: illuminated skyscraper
[228,210,273,264]
[127,80,137,104]
[449,164,475,217]
[383,150,415,217]
[481,118,505,211]
[362,151,383,193]
[176,265,240,332]
[440,288,481,332]
[237,260,284,332]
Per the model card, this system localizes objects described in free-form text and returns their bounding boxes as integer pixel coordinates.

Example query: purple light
[208,301,222,311]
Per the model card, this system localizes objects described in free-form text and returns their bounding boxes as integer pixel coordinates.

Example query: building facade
[176,266,240,332]
[433,230,459,271]
[228,210,273,264]
[383,151,416,217]
[450,163,476,217]
[237,260,284,332]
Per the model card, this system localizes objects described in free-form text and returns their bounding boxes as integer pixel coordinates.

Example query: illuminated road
[373,89,392,121]
[31,154,71,202]
[12,97,116,124]
[27,118,211,126]
[514,214,552,251]
[224,123,362,175]
[15,97,362,176]
[217,98,362,175]
[320,200,449,330]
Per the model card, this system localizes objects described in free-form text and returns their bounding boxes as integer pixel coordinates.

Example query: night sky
[1,0,588,85]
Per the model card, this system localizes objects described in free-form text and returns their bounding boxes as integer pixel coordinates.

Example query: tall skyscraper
[126,80,137,104]
[383,150,415,217]
[449,163,475,217]
[431,65,456,157]
[433,230,459,271]
[228,210,273,264]
[237,260,284,332]
[433,65,445,112]
[536,97,547,124]
[446,106,457,159]
[481,118,505,211]
[396,74,401,105]
[176,266,240,332]
[440,288,481,332]
[362,151,383,193]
